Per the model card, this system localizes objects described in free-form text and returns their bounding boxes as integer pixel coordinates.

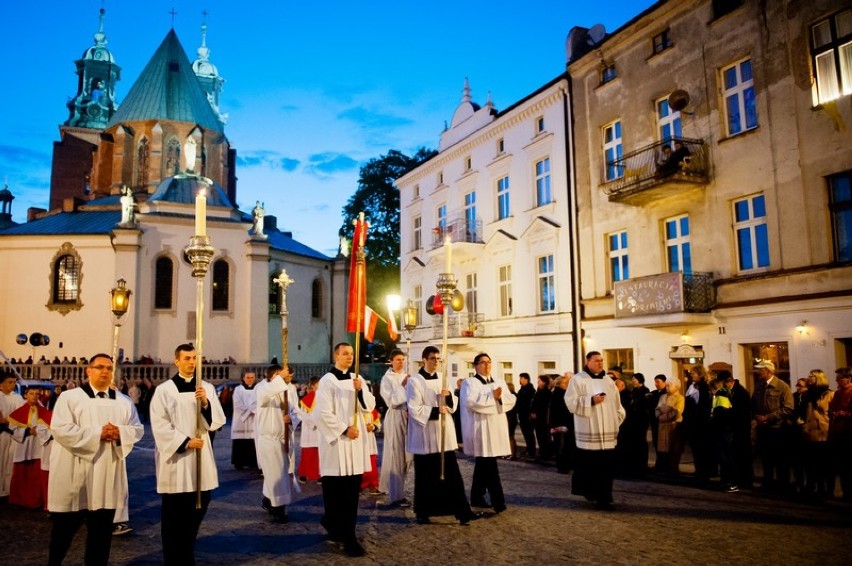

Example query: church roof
[266,229,332,261]
[149,176,234,208]
[106,30,223,133]
[0,210,120,236]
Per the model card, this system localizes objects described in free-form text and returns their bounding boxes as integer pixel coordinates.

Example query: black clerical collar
[82,383,115,399]
[172,374,197,392]
[586,368,607,379]
[330,367,351,380]
[475,374,492,385]
[419,367,438,380]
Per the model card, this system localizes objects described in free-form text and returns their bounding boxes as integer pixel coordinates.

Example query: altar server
[379,349,412,505]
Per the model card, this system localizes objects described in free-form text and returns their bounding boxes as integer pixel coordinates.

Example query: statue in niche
[252,201,265,237]
[184,138,197,174]
[119,186,135,226]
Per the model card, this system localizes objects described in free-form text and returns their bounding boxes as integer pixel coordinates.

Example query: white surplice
[230,384,257,440]
[47,388,143,512]
[254,376,300,506]
[460,375,516,458]
[150,379,225,493]
[406,370,459,454]
[315,370,375,476]
[0,390,24,496]
[379,368,412,501]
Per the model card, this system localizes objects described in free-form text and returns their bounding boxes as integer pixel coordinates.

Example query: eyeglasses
[476,360,492,365]
[426,356,440,361]
[90,365,114,372]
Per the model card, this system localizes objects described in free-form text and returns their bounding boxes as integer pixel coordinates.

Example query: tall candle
[195,189,207,236]
[444,234,452,273]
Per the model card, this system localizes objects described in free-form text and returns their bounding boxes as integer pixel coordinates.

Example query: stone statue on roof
[184,138,197,173]
[252,201,265,237]
[119,186,135,226]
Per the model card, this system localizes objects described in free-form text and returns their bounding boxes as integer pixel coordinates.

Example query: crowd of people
[2,346,851,564]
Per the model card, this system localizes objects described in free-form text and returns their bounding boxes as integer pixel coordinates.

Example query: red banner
[346,219,368,333]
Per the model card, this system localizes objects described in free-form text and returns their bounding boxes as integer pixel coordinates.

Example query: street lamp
[109,278,132,390]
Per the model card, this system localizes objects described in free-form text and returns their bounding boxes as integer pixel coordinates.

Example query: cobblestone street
[2,424,849,565]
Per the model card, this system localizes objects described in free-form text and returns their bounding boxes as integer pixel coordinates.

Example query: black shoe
[470,499,490,509]
[344,540,366,557]
[271,513,289,524]
[261,497,272,514]
[415,515,432,525]
[493,504,507,514]
[458,511,483,526]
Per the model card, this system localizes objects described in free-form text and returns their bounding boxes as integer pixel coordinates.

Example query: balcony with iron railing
[430,212,484,248]
[431,312,485,341]
[602,137,710,204]
[613,271,716,320]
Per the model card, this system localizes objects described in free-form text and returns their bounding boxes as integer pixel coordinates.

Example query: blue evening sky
[0,0,652,256]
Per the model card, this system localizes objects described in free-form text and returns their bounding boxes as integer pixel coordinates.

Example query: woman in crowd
[802,370,833,497]
[655,378,685,477]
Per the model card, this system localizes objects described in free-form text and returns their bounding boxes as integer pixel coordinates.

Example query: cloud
[304,152,359,177]
[337,106,414,129]
[237,150,301,171]
[0,144,52,168]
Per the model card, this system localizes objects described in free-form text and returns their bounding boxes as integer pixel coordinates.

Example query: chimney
[28,207,48,222]
[265,214,277,232]
[63,197,85,212]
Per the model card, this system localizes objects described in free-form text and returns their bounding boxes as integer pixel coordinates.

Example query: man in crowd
[515,372,536,459]
[379,349,412,507]
[829,367,852,500]
[751,359,793,493]
[648,374,667,472]
[231,370,258,470]
[255,364,300,523]
[150,344,226,565]
[460,352,516,514]
[47,354,143,565]
[407,345,477,525]
[565,351,625,510]
[315,343,375,557]
[0,371,24,500]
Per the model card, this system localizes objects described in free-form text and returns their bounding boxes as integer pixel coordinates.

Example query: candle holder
[185,235,215,278]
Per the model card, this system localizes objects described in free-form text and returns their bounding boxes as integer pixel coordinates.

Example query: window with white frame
[811,9,852,104]
[497,138,505,154]
[413,184,420,199]
[498,264,513,317]
[412,215,422,251]
[652,29,672,55]
[828,171,852,262]
[464,192,476,242]
[497,176,510,220]
[608,230,629,283]
[722,59,758,136]
[413,284,423,326]
[437,203,447,235]
[733,194,770,271]
[466,273,478,314]
[536,116,545,134]
[535,158,552,206]
[537,254,556,313]
[603,120,623,181]
[501,361,514,385]
[657,96,683,145]
[665,214,692,274]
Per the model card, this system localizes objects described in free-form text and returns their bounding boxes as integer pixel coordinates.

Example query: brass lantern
[110,278,132,317]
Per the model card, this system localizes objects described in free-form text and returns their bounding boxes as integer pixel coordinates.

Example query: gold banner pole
[436,234,457,481]
[274,269,294,453]
[352,213,366,426]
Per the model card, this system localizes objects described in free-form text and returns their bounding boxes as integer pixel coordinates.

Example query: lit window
[48,242,83,314]
[722,59,758,136]
[413,284,423,325]
[497,176,510,220]
[154,256,174,309]
[437,204,447,235]
[609,230,629,283]
[810,9,852,104]
[603,121,623,181]
[733,194,770,271]
[466,273,478,314]
[535,158,552,206]
[665,215,692,274]
[464,192,477,242]
[828,171,852,262]
[538,255,555,313]
[499,264,513,317]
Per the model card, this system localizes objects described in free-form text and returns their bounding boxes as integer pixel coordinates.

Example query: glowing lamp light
[110,278,132,317]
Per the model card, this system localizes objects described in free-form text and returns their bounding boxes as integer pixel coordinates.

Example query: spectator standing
[727,376,754,489]
[751,359,794,493]
[549,373,574,474]
[684,365,715,483]
[648,375,667,472]
[530,375,552,462]
[710,372,738,492]
[828,367,852,501]
[802,370,833,497]
[515,373,536,459]
[655,379,685,477]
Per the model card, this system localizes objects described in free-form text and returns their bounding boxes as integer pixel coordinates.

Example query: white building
[568,0,852,390]
[396,78,579,385]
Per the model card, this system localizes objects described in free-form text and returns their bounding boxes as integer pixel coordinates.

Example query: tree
[339,147,436,355]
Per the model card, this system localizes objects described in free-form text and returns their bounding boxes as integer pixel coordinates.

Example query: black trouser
[161,490,211,566]
[518,415,536,457]
[471,456,505,510]
[534,421,552,460]
[571,448,616,504]
[321,474,362,544]
[48,508,115,566]
[756,426,789,490]
[413,451,472,520]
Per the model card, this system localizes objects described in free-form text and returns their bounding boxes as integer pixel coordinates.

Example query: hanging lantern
[16,333,27,345]
[450,289,465,312]
[432,293,444,314]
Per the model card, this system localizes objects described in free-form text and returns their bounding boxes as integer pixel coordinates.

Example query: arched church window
[165,137,181,177]
[47,242,84,315]
[311,278,324,318]
[154,256,174,310]
[202,145,208,177]
[212,259,230,311]
[136,138,150,189]
[269,272,281,314]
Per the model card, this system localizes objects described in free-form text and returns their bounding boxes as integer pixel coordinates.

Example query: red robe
[8,402,52,509]
[298,392,320,481]
[361,408,381,490]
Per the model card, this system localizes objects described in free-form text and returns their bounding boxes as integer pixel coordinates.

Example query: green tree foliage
[340,148,436,353]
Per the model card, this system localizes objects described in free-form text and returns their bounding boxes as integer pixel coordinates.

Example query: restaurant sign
[614,272,684,318]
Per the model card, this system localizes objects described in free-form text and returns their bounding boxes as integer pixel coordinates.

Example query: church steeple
[65,8,121,129]
[192,20,227,126]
